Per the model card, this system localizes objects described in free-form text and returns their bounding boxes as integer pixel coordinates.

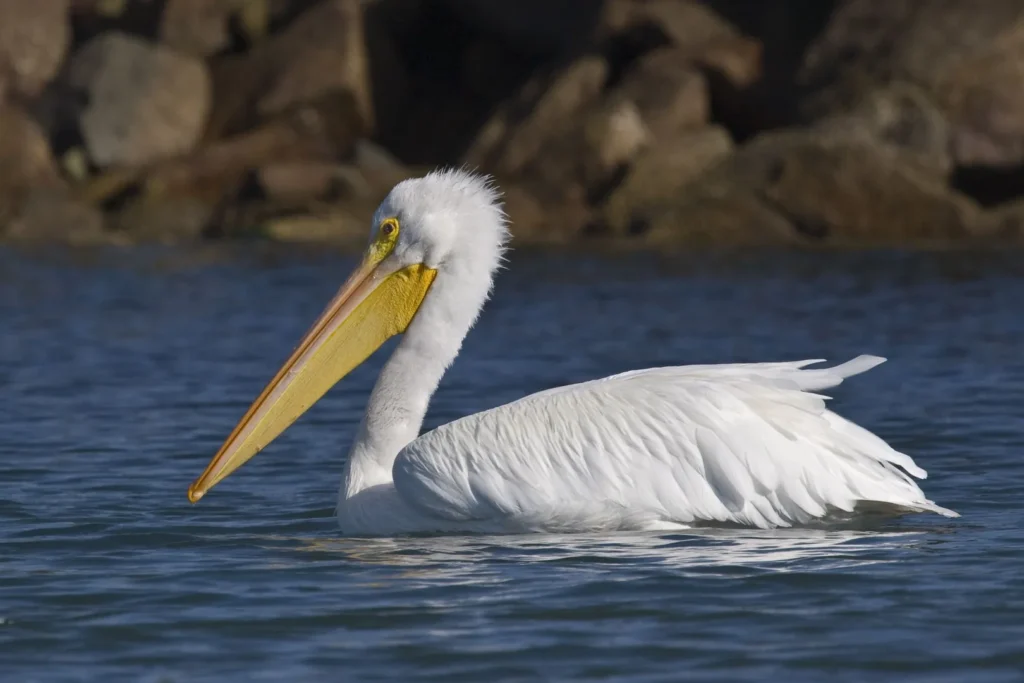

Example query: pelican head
[188,169,509,502]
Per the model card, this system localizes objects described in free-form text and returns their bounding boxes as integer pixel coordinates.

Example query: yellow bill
[188,221,436,503]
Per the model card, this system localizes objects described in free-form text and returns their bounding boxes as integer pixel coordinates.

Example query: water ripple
[1,247,1022,682]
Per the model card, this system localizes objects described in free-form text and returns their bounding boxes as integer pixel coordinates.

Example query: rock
[68,32,211,167]
[0,106,61,226]
[600,0,762,90]
[609,48,708,140]
[645,190,798,248]
[801,0,1024,168]
[603,125,733,234]
[0,0,70,100]
[980,200,1024,242]
[208,0,371,147]
[113,196,214,242]
[141,113,339,204]
[757,136,979,244]
[465,55,608,176]
[159,0,242,57]
[351,140,409,197]
[646,129,984,246]
[810,83,953,178]
[258,162,347,205]
[502,183,593,246]
[4,188,106,244]
[262,208,367,245]
[579,98,648,197]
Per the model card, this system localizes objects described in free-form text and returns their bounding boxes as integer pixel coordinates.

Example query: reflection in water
[293,527,926,577]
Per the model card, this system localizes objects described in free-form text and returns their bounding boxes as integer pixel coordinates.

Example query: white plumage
[330,170,956,535]
[391,356,956,534]
[189,168,958,535]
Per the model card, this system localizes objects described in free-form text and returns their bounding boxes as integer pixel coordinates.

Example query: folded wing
[392,356,957,531]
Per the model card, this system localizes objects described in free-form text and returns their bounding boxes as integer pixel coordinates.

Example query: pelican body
[188,170,958,535]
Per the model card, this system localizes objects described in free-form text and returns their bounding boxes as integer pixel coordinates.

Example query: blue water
[1,247,1022,682]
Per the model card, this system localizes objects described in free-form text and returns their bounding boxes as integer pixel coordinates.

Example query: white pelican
[188,169,958,535]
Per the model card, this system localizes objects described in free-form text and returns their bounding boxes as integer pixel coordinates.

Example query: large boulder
[606,48,709,141]
[0,0,70,100]
[0,106,61,228]
[602,125,734,235]
[5,188,107,244]
[465,56,608,178]
[208,0,371,151]
[67,33,211,167]
[599,0,762,92]
[159,0,244,57]
[801,0,1024,168]
[640,128,984,247]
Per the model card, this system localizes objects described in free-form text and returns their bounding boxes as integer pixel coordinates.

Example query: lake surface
[2,246,1022,682]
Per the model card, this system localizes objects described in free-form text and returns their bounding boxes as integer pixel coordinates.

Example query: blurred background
[4,0,1024,249]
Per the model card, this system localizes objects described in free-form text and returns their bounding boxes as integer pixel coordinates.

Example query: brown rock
[758,137,978,244]
[255,141,408,208]
[142,113,340,203]
[645,191,798,248]
[68,33,211,167]
[502,183,592,246]
[5,188,106,244]
[603,125,733,234]
[261,207,367,246]
[579,99,649,195]
[654,130,984,246]
[208,0,371,146]
[113,196,214,242]
[801,0,1024,168]
[465,56,608,176]
[811,83,953,178]
[159,0,241,57]
[0,0,70,100]
[0,106,61,226]
[609,49,708,140]
[258,162,346,205]
[979,200,1024,242]
[601,0,761,89]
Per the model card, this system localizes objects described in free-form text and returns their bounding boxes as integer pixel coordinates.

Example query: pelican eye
[380,219,398,237]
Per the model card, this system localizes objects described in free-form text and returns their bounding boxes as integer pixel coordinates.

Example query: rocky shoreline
[2,0,1024,249]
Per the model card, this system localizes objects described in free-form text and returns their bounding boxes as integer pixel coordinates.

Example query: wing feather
[392,356,958,531]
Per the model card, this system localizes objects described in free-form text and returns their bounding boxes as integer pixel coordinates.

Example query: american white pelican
[188,169,958,535]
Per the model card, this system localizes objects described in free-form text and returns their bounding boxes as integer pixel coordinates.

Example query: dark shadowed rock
[465,56,608,176]
[608,48,708,140]
[810,83,953,178]
[646,129,983,246]
[440,0,604,55]
[0,0,70,100]
[645,190,798,247]
[140,113,338,202]
[112,196,214,242]
[801,0,1024,168]
[68,32,210,167]
[0,106,61,227]
[601,0,761,90]
[159,0,241,57]
[208,0,370,147]
[5,188,106,244]
[981,200,1024,242]
[258,162,348,205]
[579,98,649,195]
[603,125,733,234]
[502,183,592,246]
